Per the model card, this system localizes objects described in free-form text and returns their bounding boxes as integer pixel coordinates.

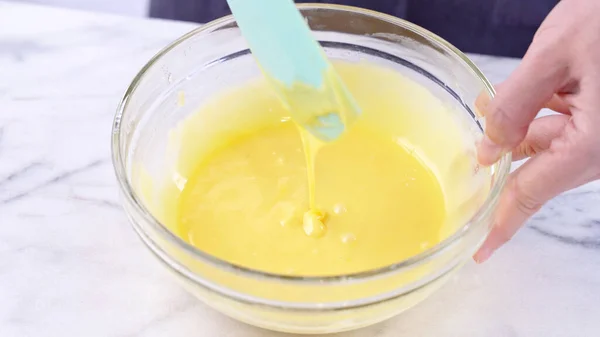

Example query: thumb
[474,119,597,263]
[478,46,568,166]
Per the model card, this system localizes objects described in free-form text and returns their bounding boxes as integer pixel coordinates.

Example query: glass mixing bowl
[112,4,511,334]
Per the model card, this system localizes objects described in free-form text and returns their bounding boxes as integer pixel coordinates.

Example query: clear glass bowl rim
[111,3,512,286]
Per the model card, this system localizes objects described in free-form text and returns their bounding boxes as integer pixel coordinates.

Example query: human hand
[474,0,600,263]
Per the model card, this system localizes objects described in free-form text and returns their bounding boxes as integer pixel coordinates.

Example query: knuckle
[513,143,535,160]
[553,117,600,169]
[487,104,528,147]
[524,38,571,88]
[522,143,538,158]
[510,176,543,216]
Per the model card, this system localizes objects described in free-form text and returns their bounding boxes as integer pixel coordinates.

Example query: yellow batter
[143,61,489,277]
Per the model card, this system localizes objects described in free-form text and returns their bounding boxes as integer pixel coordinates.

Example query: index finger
[478,47,569,165]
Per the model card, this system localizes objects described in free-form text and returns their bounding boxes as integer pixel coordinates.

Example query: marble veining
[1,2,599,336]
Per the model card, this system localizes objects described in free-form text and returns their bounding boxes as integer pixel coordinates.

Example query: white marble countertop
[1,2,599,336]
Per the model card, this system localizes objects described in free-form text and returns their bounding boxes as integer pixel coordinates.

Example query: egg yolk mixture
[148,61,488,277]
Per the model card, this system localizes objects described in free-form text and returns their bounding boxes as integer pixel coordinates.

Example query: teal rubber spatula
[226,0,360,142]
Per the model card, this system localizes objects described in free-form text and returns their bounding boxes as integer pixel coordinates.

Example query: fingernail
[477,136,503,166]
[473,247,493,264]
